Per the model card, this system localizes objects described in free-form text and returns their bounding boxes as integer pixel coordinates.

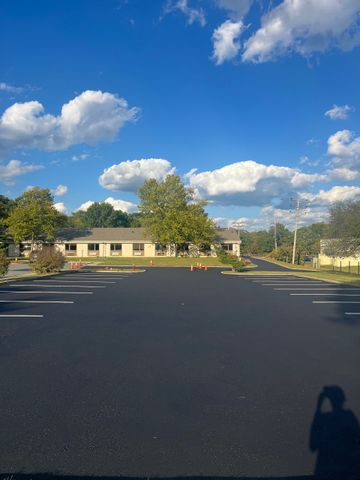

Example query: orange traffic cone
[205,265,208,271]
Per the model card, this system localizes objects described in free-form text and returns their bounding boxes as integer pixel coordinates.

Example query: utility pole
[292,198,301,265]
[273,212,278,251]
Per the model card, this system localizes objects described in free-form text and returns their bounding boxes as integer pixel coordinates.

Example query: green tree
[296,223,328,259]
[269,223,292,250]
[138,175,216,253]
[81,202,130,228]
[0,195,15,242]
[128,212,143,227]
[324,201,360,257]
[6,188,64,249]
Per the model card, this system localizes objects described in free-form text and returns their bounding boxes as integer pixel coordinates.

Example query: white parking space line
[313,301,360,304]
[0,300,74,304]
[68,273,128,276]
[0,314,44,318]
[11,284,106,289]
[36,279,116,284]
[0,290,92,295]
[237,275,299,280]
[253,280,325,283]
[291,293,360,297]
[275,288,360,291]
[345,312,360,315]
[61,276,124,280]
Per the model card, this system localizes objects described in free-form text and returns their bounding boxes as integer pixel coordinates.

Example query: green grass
[320,264,360,275]
[66,256,227,267]
[255,256,317,270]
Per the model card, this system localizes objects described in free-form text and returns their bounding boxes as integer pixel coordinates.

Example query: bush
[268,246,292,263]
[29,246,65,274]
[215,247,247,271]
[0,250,10,277]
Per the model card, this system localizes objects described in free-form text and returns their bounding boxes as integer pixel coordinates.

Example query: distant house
[47,227,241,258]
[318,239,360,267]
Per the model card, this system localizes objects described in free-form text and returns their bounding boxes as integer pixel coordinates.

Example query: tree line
[0,176,216,254]
[1,176,360,263]
[241,222,328,264]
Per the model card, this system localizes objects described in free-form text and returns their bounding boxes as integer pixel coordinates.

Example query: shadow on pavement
[310,386,360,479]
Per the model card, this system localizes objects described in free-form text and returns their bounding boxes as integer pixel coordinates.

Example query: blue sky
[1,0,360,229]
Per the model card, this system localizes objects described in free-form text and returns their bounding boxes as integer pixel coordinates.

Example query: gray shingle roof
[56,227,240,243]
[56,228,151,242]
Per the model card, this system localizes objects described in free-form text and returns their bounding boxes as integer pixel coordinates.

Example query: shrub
[29,246,65,274]
[268,246,292,263]
[215,246,246,271]
[0,250,10,277]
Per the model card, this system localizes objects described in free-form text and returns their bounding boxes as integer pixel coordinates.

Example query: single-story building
[318,239,360,267]
[15,227,241,258]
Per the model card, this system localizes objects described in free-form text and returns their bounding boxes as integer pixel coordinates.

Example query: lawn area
[66,256,227,267]
[256,256,317,270]
[320,264,360,275]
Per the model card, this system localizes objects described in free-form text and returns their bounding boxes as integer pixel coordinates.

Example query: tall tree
[324,201,360,257]
[81,202,130,227]
[6,188,64,249]
[0,195,15,242]
[138,175,216,252]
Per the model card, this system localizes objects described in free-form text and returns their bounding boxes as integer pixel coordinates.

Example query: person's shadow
[310,386,360,479]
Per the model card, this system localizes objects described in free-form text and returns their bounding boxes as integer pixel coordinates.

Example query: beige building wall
[145,243,155,256]
[319,253,360,267]
[121,243,132,257]
[57,239,241,258]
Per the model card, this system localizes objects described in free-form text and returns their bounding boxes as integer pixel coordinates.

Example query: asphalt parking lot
[0,267,359,479]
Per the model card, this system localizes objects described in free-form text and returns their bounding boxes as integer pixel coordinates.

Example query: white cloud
[0,82,24,94]
[325,104,354,120]
[99,158,175,192]
[51,184,68,196]
[54,202,67,214]
[186,160,326,206]
[212,20,243,64]
[76,197,138,213]
[242,0,360,63]
[215,0,253,19]
[214,206,329,231]
[327,167,360,181]
[76,200,95,212]
[261,205,329,229]
[0,90,139,157]
[0,159,42,185]
[72,153,89,161]
[103,197,138,213]
[300,185,360,206]
[327,129,360,160]
[163,0,206,26]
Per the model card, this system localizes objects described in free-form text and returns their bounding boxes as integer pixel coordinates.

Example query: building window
[110,243,122,256]
[88,243,99,256]
[155,243,166,256]
[133,243,144,256]
[221,243,233,252]
[65,243,77,256]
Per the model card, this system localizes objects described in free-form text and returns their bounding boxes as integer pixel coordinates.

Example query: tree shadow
[310,386,360,479]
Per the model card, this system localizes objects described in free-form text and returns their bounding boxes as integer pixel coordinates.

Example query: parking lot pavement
[238,272,360,316]
[0,268,359,478]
